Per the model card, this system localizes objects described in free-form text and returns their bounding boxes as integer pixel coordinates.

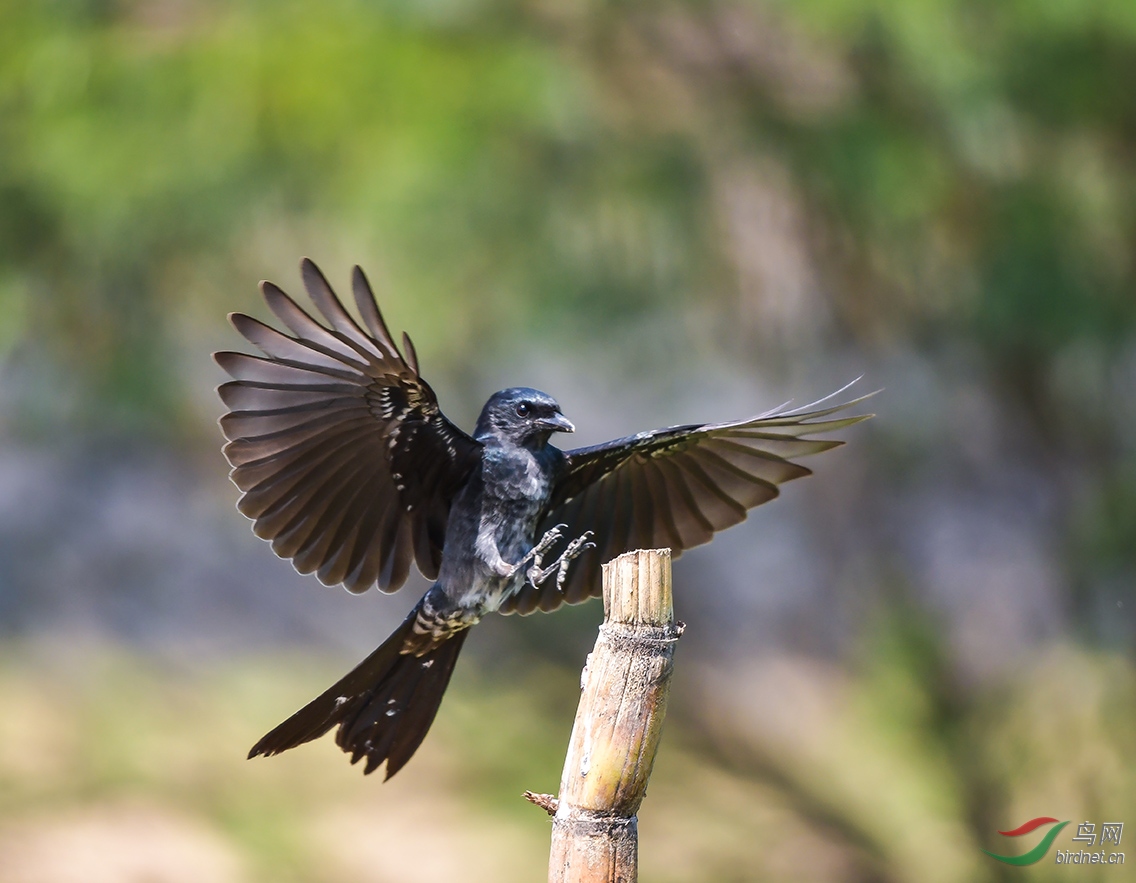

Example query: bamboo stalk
[529,548,683,883]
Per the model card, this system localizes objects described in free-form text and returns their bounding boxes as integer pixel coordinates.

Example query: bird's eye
[516,402,531,418]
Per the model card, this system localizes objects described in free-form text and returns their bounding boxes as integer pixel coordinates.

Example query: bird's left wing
[215,259,480,594]
[500,387,873,614]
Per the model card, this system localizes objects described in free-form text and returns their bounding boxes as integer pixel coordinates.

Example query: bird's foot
[526,530,595,591]
[531,524,566,562]
[498,524,566,579]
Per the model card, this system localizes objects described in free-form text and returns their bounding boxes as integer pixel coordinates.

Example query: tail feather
[248,608,469,779]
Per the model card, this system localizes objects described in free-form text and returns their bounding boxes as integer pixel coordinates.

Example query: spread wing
[500,386,873,614]
[214,258,480,594]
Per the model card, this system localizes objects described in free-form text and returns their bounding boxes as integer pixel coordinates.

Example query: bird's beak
[539,412,575,433]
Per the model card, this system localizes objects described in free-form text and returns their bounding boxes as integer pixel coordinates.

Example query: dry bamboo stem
[530,548,683,883]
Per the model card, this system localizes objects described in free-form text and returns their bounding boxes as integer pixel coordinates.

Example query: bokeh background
[1,1,1135,881]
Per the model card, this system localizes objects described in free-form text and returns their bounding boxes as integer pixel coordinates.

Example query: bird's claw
[532,524,566,559]
[526,529,595,591]
[555,532,595,592]
[501,524,566,579]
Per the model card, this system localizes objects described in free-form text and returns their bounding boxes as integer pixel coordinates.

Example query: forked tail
[248,606,469,779]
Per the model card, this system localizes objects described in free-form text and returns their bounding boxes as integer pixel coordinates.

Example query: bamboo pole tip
[601,548,673,627]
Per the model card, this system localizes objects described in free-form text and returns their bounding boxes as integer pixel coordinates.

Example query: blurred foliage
[1,2,1135,879]
[1,0,1134,424]
[681,617,1136,883]
[0,639,1131,882]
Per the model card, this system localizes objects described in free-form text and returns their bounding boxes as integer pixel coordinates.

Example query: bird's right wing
[501,386,873,614]
[215,259,481,594]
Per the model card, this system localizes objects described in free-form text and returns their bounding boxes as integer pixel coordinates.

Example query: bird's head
[475,387,574,448]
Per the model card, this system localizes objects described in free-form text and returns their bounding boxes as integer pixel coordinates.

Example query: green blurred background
[1,1,1134,881]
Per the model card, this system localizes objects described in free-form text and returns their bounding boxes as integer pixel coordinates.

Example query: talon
[508,524,573,584]
[559,531,595,563]
[520,528,594,590]
[532,524,565,557]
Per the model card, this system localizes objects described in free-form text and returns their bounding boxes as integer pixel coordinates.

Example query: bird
[214,258,872,780]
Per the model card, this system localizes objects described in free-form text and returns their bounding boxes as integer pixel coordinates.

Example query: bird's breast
[482,447,553,505]
[434,445,555,612]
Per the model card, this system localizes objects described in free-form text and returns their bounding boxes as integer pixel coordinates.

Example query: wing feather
[214,351,363,387]
[229,313,368,373]
[505,387,874,614]
[301,258,376,351]
[351,266,399,351]
[641,459,682,552]
[218,380,356,413]
[260,281,369,363]
[248,452,374,538]
[215,259,480,593]
[229,424,373,504]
